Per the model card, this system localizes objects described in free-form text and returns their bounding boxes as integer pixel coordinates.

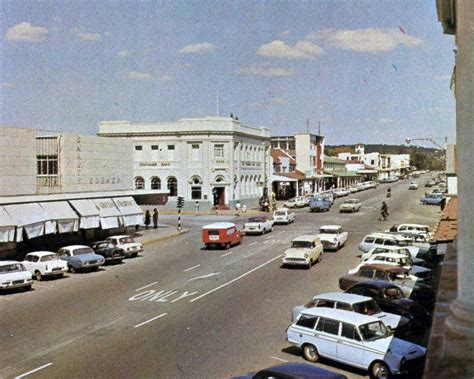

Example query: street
[1,178,440,379]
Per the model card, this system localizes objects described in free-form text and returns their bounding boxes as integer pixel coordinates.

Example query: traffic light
[177,196,185,208]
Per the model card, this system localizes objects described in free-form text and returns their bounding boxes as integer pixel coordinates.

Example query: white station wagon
[287,308,426,379]
[105,235,143,258]
[282,235,323,269]
[22,251,68,280]
[318,225,348,251]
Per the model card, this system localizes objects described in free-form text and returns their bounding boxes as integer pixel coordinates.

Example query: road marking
[15,363,53,378]
[270,356,289,363]
[0,296,13,301]
[134,313,167,328]
[184,264,200,272]
[188,272,220,281]
[277,231,285,235]
[248,241,258,246]
[135,282,158,291]
[221,251,234,257]
[190,254,282,303]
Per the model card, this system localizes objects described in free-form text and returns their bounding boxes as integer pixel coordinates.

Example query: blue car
[420,193,444,205]
[58,245,105,273]
[310,196,332,212]
[233,362,347,379]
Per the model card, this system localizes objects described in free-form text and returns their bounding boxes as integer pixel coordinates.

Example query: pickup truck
[273,208,295,224]
[318,225,348,251]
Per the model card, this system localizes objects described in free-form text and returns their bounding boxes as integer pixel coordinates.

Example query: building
[98,117,271,210]
[323,156,361,188]
[270,148,303,199]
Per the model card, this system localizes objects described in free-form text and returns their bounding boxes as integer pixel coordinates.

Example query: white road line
[15,363,53,378]
[184,264,200,272]
[188,272,220,281]
[190,254,282,303]
[0,296,13,301]
[277,231,286,235]
[248,241,258,246]
[270,356,289,363]
[133,313,167,328]
[221,251,234,257]
[135,282,159,292]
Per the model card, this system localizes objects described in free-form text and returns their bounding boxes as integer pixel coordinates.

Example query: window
[134,177,145,190]
[296,314,317,329]
[135,145,143,151]
[167,145,175,160]
[364,237,375,243]
[151,177,161,190]
[167,145,175,150]
[316,318,340,335]
[191,144,201,161]
[360,269,374,278]
[167,177,178,197]
[335,302,352,311]
[151,145,159,150]
[375,270,386,280]
[214,144,224,159]
[191,186,202,200]
[384,239,397,246]
[37,155,58,176]
[341,323,361,341]
[315,300,335,308]
[374,238,384,245]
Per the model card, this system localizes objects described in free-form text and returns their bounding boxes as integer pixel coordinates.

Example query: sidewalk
[129,224,189,246]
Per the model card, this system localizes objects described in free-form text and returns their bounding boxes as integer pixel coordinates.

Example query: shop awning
[112,197,144,227]
[271,174,297,183]
[93,198,121,229]
[39,201,79,234]
[69,199,100,229]
[0,206,16,242]
[3,203,51,242]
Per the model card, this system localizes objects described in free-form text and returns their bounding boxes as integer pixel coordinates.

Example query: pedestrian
[440,197,446,211]
[236,201,241,216]
[144,210,151,230]
[195,201,200,216]
[152,208,159,229]
[380,201,389,221]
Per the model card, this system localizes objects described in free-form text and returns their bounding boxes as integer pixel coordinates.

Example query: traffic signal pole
[178,208,181,231]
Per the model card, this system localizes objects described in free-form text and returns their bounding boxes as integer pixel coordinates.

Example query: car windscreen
[119,237,135,244]
[345,200,358,204]
[73,248,94,256]
[359,321,390,341]
[353,300,382,316]
[291,241,313,248]
[319,229,337,234]
[41,254,60,262]
[248,217,264,223]
[275,211,286,216]
[0,263,25,273]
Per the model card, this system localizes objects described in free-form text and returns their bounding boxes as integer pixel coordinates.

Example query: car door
[337,322,364,367]
[290,314,318,347]
[314,317,339,358]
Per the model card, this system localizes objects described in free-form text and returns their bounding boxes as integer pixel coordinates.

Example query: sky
[0,0,456,147]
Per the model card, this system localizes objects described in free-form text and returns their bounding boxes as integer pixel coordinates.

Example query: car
[232,362,348,379]
[345,280,432,333]
[348,186,359,193]
[57,245,105,273]
[425,180,436,187]
[105,235,143,258]
[291,292,410,333]
[339,198,362,213]
[420,193,444,205]
[282,235,323,269]
[286,308,426,379]
[408,182,418,190]
[202,222,243,249]
[331,188,347,198]
[309,196,331,212]
[91,241,125,264]
[359,233,420,258]
[22,251,68,280]
[386,223,431,239]
[319,191,334,205]
[318,225,348,251]
[242,216,273,235]
[283,197,307,208]
[361,246,427,267]
[0,261,33,291]
[273,208,295,224]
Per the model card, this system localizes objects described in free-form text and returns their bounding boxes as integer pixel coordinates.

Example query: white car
[339,198,362,213]
[361,246,426,266]
[387,223,431,239]
[348,186,359,193]
[273,208,295,224]
[318,225,348,251]
[283,197,307,208]
[282,235,323,269]
[22,251,68,280]
[359,233,420,257]
[331,188,347,198]
[243,216,274,235]
[409,181,418,190]
[106,235,143,258]
[0,261,33,291]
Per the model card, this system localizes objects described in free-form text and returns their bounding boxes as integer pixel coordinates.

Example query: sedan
[243,216,274,235]
[92,241,125,264]
[58,245,105,273]
[22,251,68,280]
[409,181,418,190]
[232,363,347,379]
[0,261,33,291]
[283,197,307,208]
[339,198,362,213]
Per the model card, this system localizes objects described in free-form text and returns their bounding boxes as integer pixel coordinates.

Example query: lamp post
[405,137,448,150]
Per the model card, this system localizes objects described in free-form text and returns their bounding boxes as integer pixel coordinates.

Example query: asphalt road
[0,176,441,379]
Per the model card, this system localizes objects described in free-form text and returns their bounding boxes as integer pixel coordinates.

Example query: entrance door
[216,187,225,206]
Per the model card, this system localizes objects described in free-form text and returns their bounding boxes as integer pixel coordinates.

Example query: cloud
[234,64,294,77]
[118,50,130,57]
[270,97,287,104]
[434,74,451,80]
[160,75,173,82]
[6,22,48,42]
[0,82,16,89]
[426,107,454,114]
[77,32,101,41]
[379,118,395,124]
[178,42,215,54]
[127,71,153,80]
[256,40,323,59]
[280,30,291,36]
[307,28,422,52]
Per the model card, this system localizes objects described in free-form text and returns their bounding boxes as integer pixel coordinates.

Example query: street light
[405,137,447,150]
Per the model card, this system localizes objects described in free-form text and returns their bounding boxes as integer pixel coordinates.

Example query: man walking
[153,208,159,229]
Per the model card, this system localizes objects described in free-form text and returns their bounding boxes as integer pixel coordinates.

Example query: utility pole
[216,89,220,117]
[306,119,309,133]
[318,121,321,136]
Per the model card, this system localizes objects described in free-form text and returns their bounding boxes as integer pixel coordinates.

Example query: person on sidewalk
[236,201,241,216]
[153,208,159,229]
[144,210,151,230]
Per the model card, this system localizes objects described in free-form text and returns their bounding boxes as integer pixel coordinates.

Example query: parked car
[309,196,331,212]
[345,280,432,333]
[319,192,334,205]
[361,246,427,267]
[420,193,444,205]
[22,251,68,280]
[242,216,273,235]
[282,235,323,269]
[105,235,143,258]
[386,223,431,239]
[425,180,436,187]
[202,222,243,249]
[286,308,426,378]
[408,182,418,190]
[284,196,307,208]
[273,208,295,224]
[359,233,420,258]
[318,225,348,251]
[91,241,125,264]
[57,245,105,273]
[291,292,410,333]
[233,363,347,379]
[348,186,359,193]
[0,261,33,291]
[331,188,347,198]
[339,198,362,213]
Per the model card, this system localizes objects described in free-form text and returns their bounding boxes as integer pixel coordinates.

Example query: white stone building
[98,117,271,209]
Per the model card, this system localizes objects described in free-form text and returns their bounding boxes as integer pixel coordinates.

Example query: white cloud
[118,50,130,57]
[280,30,291,37]
[379,118,395,124]
[270,97,287,104]
[6,22,48,42]
[256,40,323,59]
[128,71,153,80]
[434,74,452,80]
[0,82,16,89]
[160,75,173,82]
[178,42,215,54]
[234,64,294,77]
[307,28,422,52]
[77,32,101,41]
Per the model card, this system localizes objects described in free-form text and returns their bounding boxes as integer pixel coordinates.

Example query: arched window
[135,177,145,190]
[151,177,161,190]
[190,176,202,200]
[167,177,178,197]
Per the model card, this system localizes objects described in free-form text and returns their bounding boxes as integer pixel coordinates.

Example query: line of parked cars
[0,235,144,292]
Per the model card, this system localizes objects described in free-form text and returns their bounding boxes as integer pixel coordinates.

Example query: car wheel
[369,361,392,379]
[307,259,313,269]
[23,285,32,292]
[270,226,273,232]
[225,242,231,250]
[69,266,76,274]
[35,270,43,281]
[302,344,319,363]
[337,243,340,251]
[317,253,322,263]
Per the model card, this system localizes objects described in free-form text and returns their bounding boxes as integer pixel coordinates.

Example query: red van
[202,222,243,249]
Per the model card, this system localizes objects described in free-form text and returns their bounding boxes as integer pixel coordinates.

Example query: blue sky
[0,0,455,146]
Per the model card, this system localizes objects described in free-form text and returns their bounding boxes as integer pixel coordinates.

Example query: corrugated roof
[432,196,458,242]
[271,148,296,164]
[279,170,306,180]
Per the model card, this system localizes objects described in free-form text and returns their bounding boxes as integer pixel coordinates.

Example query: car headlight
[304,254,309,258]
[333,238,337,243]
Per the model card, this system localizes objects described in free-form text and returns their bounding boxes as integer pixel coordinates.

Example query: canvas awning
[0,206,16,242]
[271,174,297,183]
[69,199,100,229]
[3,203,51,242]
[39,201,79,234]
[93,198,121,229]
[112,197,144,227]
